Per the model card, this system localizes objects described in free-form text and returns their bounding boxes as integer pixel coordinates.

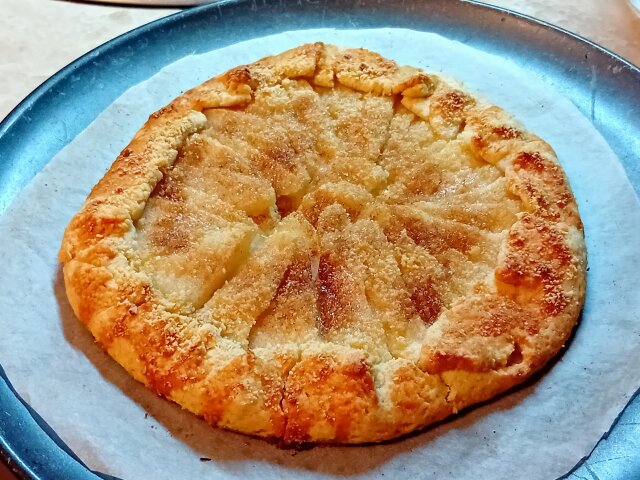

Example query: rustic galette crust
[59,43,586,444]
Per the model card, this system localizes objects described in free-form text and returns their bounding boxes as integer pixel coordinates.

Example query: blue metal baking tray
[0,1,638,478]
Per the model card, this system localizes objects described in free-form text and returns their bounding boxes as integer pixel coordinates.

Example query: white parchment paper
[1,29,639,480]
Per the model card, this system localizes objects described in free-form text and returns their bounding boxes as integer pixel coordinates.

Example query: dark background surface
[0,1,638,479]
[1,462,14,479]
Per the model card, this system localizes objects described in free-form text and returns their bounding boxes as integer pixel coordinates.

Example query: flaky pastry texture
[59,43,586,444]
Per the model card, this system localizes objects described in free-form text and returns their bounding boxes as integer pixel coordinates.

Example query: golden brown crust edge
[59,42,586,444]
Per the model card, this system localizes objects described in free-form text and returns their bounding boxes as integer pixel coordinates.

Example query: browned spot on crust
[66,212,128,255]
[410,279,443,326]
[202,355,254,425]
[150,104,176,120]
[390,365,426,411]
[100,283,153,347]
[64,264,113,325]
[477,296,524,337]
[300,197,332,226]
[111,313,128,339]
[471,134,487,152]
[276,195,295,218]
[496,215,572,316]
[299,184,372,227]
[509,215,571,273]
[492,125,521,140]
[419,294,537,374]
[202,374,240,424]
[513,151,546,172]
[460,295,527,338]
[316,253,349,333]
[283,356,377,443]
[302,200,358,227]
[424,352,480,374]
[263,145,296,171]
[253,143,303,195]
[146,340,207,398]
[224,66,253,89]
[58,43,587,445]
[465,106,528,164]
[402,216,472,254]
[202,353,286,436]
[336,119,370,149]
[152,171,184,202]
[249,211,274,229]
[149,211,191,252]
[511,151,576,221]
[506,343,523,366]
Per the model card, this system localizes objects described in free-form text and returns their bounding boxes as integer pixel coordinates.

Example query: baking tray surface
[0,1,638,479]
